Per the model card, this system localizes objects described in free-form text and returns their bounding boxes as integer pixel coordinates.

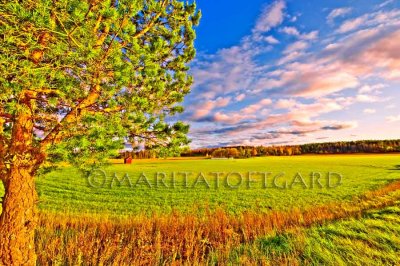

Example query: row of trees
[181,140,400,158]
[120,145,190,159]
[121,150,158,159]
[210,147,257,158]
[121,146,257,159]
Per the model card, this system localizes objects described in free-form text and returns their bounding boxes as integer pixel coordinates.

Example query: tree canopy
[0,0,201,173]
[0,0,200,263]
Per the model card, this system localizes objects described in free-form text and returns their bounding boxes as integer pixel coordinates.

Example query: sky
[178,0,400,148]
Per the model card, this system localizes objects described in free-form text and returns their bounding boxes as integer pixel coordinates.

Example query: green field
[2,154,399,264]
[227,194,400,265]
[2,154,397,216]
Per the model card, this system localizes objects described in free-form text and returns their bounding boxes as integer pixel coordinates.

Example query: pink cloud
[218,97,353,136]
[327,7,352,24]
[363,108,376,114]
[187,6,400,148]
[241,99,272,114]
[281,26,300,36]
[291,118,322,127]
[253,0,286,34]
[293,70,360,97]
[191,97,231,119]
[277,51,305,65]
[264,35,280,44]
[283,41,309,54]
[386,115,400,122]
[385,104,396,109]
[356,94,383,103]
[358,84,386,93]
[356,29,400,80]
[301,31,319,40]
[275,99,297,109]
[267,26,400,98]
[213,112,255,124]
[235,93,246,101]
[337,16,366,33]
[280,27,318,40]
[287,98,344,117]
[336,9,400,34]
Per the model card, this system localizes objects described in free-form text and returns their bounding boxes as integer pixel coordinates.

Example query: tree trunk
[0,99,37,265]
[0,166,37,265]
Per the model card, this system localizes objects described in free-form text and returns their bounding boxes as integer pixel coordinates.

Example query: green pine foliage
[0,0,200,172]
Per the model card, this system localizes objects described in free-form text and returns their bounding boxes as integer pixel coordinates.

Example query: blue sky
[179,0,400,148]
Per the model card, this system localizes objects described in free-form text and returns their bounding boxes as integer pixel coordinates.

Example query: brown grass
[35,180,400,265]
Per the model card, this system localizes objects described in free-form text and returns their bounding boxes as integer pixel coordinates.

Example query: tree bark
[0,167,37,265]
[0,99,37,265]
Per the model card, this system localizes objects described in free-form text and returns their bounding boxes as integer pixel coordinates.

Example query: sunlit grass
[1,154,399,264]
[34,179,400,264]
[225,198,400,265]
[30,154,400,215]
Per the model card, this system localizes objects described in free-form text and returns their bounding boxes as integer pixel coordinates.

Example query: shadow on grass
[389,164,400,171]
[257,234,294,256]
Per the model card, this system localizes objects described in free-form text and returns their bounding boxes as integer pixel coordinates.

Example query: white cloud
[377,0,395,9]
[386,115,400,122]
[358,84,386,93]
[253,0,286,34]
[327,8,352,24]
[280,27,318,40]
[235,93,246,102]
[214,112,255,124]
[290,15,298,22]
[275,99,297,109]
[337,16,367,33]
[283,41,309,54]
[191,97,231,119]
[363,108,376,114]
[270,25,400,98]
[385,104,396,109]
[281,26,300,36]
[190,2,291,103]
[264,35,280,44]
[186,4,400,147]
[301,31,319,40]
[336,9,400,34]
[241,98,272,114]
[356,94,381,103]
[191,45,257,99]
[277,51,304,65]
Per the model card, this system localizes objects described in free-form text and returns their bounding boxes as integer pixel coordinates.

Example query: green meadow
[226,192,400,265]
[2,154,397,216]
[2,153,399,264]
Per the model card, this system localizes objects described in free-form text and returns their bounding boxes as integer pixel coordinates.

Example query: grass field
[1,154,400,264]
[30,154,400,215]
[226,196,400,265]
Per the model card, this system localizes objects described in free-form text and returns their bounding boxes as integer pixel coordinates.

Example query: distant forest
[122,139,400,159]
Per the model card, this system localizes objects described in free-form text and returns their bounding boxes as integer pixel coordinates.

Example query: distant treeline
[119,140,400,159]
[181,140,400,158]
[120,150,160,159]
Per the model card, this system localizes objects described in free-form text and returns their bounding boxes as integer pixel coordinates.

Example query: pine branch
[133,0,168,39]
[40,85,101,150]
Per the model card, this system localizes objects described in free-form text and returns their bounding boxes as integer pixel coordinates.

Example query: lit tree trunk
[0,101,37,265]
[0,166,37,265]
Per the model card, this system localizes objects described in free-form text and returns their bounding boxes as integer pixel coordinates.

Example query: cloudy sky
[178,0,400,148]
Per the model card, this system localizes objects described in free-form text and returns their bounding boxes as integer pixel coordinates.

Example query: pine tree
[0,0,200,263]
